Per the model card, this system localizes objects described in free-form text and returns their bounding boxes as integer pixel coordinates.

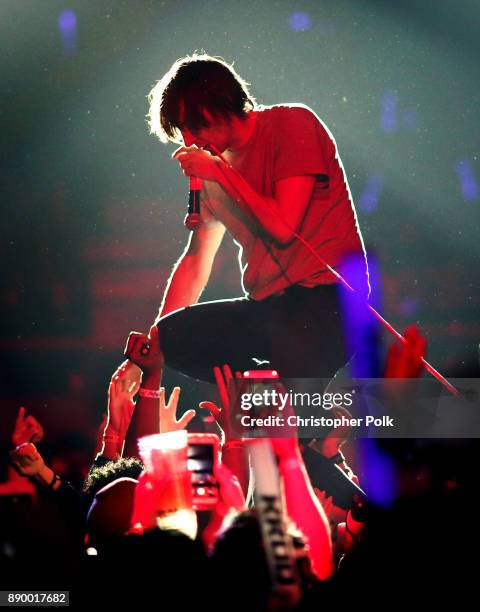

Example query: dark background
[1,0,479,449]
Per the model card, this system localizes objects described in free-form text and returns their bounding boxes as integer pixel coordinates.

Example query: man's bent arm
[215,162,316,246]
[159,221,225,318]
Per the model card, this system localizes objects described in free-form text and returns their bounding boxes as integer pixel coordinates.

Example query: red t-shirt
[200,104,369,300]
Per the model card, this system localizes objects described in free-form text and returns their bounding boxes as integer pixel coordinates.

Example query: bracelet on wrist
[138,388,162,399]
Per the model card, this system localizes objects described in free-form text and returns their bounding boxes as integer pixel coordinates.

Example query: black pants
[158,284,353,383]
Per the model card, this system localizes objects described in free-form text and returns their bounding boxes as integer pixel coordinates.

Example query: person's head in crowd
[83,456,144,504]
[86,477,138,551]
[210,508,317,607]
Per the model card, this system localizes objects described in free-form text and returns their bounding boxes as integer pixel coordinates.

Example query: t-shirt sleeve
[273,106,330,182]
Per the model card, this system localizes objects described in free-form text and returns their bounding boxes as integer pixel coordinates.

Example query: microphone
[184,176,203,230]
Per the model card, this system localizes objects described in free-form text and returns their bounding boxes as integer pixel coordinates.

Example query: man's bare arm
[159,221,226,319]
[216,164,316,246]
[173,147,316,246]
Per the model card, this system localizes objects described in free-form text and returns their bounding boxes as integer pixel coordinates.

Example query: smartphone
[187,433,220,511]
[244,369,282,416]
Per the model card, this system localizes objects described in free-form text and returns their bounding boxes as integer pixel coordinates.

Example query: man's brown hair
[147,53,255,144]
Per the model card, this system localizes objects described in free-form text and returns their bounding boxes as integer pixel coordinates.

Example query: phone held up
[187,433,220,511]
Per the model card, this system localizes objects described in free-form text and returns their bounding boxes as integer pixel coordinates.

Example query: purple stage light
[360,439,397,508]
[338,252,382,377]
[359,173,384,213]
[455,160,478,201]
[380,90,398,134]
[58,9,76,31]
[58,9,78,55]
[288,12,311,32]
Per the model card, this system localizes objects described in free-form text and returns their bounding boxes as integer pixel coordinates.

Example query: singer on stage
[144,53,369,382]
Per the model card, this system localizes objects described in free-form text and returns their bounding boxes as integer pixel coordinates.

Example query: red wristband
[138,388,162,399]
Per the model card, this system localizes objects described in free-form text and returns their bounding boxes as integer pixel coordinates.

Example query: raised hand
[107,360,141,438]
[214,462,246,515]
[199,365,251,496]
[199,364,242,443]
[202,462,246,550]
[10,443,46,479]
[159,387,196,434]
[124,325,164,374]
[12,407,44,447]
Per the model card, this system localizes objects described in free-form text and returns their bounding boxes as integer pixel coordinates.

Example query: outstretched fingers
[198,401,221,419]
[165,386,181,413]
[176,409,196,429]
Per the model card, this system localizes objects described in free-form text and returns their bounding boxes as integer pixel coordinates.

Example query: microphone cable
[206,144,458,396]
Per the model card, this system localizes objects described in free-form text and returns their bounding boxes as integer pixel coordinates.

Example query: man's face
[178,104,232,153]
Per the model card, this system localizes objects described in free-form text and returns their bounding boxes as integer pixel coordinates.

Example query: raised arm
[159,220,225,318]
[96,361,140,461]
[271,436,335,580]
[215,163,316,246]
[199,365,250,498]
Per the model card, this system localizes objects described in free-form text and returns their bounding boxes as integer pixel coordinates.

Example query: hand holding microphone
[185,175,202,230]
[172,145,225,230]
